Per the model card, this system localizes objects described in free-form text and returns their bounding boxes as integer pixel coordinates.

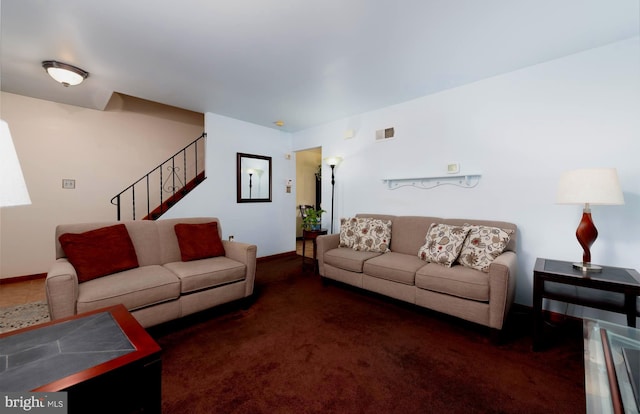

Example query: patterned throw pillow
[458,226,513,272]
[352,218,392,253]
[339,217,360,248]
[418,223,471,267]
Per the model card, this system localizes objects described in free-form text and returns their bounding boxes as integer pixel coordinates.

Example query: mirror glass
[237,153,272,203]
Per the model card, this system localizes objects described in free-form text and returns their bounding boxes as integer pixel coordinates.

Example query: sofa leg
[241,295,254,310]
[321,276,330,287]
[490,328,504,345]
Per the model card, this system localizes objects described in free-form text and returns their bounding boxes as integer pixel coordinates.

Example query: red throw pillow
[59,224,139,283]
[174,222,225,261]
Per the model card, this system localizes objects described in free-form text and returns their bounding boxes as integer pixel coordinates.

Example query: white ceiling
[1,0,638,132]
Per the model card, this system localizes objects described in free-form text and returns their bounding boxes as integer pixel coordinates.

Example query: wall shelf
[382,173,481,189]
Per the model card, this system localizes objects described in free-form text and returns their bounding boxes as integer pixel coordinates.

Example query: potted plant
[302,207,326,231]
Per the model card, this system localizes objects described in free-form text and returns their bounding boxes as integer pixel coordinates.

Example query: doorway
[295,147,322,255]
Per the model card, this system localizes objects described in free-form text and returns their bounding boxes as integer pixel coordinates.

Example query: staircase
[111,133,206,220]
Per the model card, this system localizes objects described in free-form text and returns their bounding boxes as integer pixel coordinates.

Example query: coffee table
[0,304,161,413]
[584,318,640,414]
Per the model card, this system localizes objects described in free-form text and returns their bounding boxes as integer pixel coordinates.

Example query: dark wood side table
[532,257,640,351]
[302,228,328,273]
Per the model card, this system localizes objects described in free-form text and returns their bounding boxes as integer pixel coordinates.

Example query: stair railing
[111,132,206,220]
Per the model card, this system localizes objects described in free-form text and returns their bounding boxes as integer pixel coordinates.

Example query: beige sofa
[317,214,517,332]
[46,217,257,328]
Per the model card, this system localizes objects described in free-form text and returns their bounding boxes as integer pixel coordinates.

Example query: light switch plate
[447,163,460,174]
[62,179,76,189]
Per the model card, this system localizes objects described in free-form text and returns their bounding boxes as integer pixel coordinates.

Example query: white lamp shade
[324,156,343,167]
[0,120,32,207]
[556,168,624,205]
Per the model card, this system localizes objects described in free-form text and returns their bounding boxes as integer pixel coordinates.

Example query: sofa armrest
[222,240,257,297]
[487,251,517,330]
[316,234,340,276]
[45,259,79,321]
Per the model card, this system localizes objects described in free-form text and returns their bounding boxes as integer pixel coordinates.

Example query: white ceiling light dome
[42,60,89,87]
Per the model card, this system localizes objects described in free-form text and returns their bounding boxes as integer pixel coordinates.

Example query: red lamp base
[574,209,601,273]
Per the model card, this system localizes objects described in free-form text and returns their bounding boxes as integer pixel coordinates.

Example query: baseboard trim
[257,251,297,263]
[0,273,47,285]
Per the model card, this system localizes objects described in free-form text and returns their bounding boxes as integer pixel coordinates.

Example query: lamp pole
[324,156,342,234]
[330,164,336,234]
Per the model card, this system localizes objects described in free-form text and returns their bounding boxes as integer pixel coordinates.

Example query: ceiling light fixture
[42,60,89,87]
[274,120,285,127]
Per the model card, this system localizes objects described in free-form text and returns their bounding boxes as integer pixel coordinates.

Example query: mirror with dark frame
[237,153,272,203]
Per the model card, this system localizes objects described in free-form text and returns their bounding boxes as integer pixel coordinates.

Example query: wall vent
[375,127,395,141]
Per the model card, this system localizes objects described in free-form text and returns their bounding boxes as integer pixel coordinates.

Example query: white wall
[292,38,640,323]
[162,112,295,258]
[0,92,203,279]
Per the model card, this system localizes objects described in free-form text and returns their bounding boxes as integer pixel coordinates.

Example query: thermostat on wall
[447,163,460,174]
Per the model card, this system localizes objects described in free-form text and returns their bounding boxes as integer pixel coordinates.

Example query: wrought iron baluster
[183,149,187,192]
[159,163,163,214]
[132,185,136,220]
[116,194,121,221]
[146,174,150,218]
[172,158,176,196]
[195,140,199,180]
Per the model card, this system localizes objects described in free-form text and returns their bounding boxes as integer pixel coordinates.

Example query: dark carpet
[149,255,585,414]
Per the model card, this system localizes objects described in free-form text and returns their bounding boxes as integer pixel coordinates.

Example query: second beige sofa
[317,214,517,332]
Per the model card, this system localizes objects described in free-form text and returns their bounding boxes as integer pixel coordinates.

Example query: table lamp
[0,120,31,207]
[556,168,624,272]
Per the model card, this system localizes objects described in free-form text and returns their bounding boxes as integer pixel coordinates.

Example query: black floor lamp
[324,156,343,233]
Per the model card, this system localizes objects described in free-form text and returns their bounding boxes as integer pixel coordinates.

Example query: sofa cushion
[353,218,392,253]
[174,221,225,261]
[76,264,180,312]
[339,217,360,248]
[164,256,246,294]
[457,225,513,272]
[324,247,382,273]
[415,263,489,302]
[59,224,139,283]
[418,223,470,267]
[363,252,425,285]
[389,216,440,255]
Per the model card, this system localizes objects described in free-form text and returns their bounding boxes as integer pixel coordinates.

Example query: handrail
[111,132,206,220]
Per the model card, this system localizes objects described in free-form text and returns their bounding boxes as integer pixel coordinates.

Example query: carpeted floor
[149,255,586,414]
